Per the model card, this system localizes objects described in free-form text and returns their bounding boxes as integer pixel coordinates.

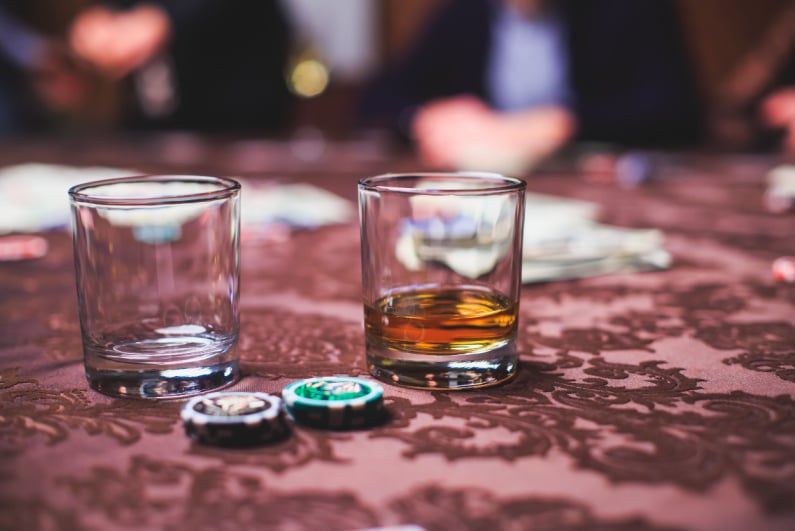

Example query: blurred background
[1,0,794,159]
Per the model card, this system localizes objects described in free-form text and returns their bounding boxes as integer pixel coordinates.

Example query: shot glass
[359,172,525,390]
[69,175,241,398]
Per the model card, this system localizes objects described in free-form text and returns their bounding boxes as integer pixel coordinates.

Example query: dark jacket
[112,0,295,133]
[359,0,704,147]
[0,0,295,134]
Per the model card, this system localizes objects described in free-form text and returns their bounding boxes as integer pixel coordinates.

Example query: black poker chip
[181,391,290,447]
[282,376,385,430]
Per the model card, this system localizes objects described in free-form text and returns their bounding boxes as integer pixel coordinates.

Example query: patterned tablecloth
[1,139,794,531]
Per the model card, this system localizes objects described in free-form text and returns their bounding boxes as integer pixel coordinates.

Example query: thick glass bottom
[83,336,239,399]
[366,339,517,390]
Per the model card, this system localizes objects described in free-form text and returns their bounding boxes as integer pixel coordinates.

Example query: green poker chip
[181,391,290,447]
[282,377,385,430]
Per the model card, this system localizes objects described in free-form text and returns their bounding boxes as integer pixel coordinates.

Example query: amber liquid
[364,286,517,356]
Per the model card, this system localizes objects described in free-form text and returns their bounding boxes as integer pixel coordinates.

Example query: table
[1,136,794,531]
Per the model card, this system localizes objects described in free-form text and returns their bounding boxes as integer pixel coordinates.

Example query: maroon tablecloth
[1,139,794,531]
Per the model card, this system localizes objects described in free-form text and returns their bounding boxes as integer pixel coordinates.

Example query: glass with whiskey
[359,172,525,389]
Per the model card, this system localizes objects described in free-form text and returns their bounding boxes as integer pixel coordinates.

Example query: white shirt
[487,4,573,111]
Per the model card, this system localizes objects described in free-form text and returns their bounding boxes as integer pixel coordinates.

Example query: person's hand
[411,95,494,168]
[411,95,576,173]
[30,43,92,113]
[760,87,795,153]
[69,4,171,79]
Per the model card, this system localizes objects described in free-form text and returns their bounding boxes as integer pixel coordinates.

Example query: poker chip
[282,376,385,430]
[181,391,290,447]
[772,256,795,283]
[0,235,48,261]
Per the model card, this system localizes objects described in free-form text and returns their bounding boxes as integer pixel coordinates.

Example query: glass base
[366,340,518,390]
[83,337,239,399]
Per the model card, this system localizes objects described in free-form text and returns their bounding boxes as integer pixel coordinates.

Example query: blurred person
[358,0,704,171]
[711,2,795,154]
[68,0,295,133]
[761,86,795,154]
[0,1,93,134]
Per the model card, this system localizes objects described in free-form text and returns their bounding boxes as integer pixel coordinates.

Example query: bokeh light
[288,58,330,98]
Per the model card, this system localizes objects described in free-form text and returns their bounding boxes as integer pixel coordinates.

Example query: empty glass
[69,175,241,398]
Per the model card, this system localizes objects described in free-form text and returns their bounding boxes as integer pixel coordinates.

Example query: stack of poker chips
[181,391,290,447]
[282,376,385,430]
[181,377,386,447]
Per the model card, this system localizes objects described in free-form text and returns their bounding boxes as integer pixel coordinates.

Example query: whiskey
[364,285,517,356]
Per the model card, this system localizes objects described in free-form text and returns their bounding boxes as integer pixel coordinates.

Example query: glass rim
[68,175,240,206]
[358,171,526,195]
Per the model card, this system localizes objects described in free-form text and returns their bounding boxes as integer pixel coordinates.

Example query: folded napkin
[521,192,670,282]
[0,163,137,234]
[0,163,353,235]
[237,180,352,229]
[395,191,670,284]
[765,165,795,213]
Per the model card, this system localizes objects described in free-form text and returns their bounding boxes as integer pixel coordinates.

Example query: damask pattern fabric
[1,155,794,531]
